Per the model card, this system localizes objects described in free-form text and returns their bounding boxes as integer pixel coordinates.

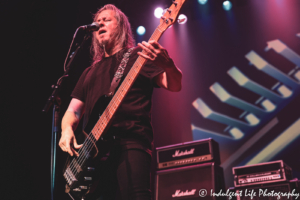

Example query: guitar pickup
[79,186,88,190]
[73,188,81,192]
[87,167,95,171]
[84,177,92,181]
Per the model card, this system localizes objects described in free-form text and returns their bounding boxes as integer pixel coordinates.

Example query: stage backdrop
[146,0,300,187]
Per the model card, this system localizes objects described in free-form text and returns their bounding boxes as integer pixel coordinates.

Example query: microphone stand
[42,29,91,200]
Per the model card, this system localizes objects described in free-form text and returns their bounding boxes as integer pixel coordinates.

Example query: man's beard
[99,31,119,49]
[99,38,109,47]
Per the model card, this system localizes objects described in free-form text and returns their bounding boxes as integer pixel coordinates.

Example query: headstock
[159,0,187,31]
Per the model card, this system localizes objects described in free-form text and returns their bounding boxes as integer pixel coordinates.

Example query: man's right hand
[59,98,85,156]
[59,127,82,157]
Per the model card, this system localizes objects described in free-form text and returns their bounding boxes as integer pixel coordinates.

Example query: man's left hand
[137,40,182,92]
[137,40,175,70]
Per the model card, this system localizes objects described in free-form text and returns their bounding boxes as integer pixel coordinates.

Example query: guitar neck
[90,26,165,141]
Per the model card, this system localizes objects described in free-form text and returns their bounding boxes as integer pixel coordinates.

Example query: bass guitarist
[59,4,182,200]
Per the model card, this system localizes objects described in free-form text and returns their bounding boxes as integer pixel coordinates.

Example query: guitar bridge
[64,168,78,187]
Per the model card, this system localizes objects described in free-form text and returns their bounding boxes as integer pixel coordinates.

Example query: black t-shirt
[71,47,164,153]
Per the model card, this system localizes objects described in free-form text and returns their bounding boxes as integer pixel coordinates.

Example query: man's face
[95,10,119,47]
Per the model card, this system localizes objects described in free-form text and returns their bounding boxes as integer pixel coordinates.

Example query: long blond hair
[90,4,135,64]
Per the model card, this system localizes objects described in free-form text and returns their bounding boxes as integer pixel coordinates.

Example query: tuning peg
[169,17,174,22]
[167,8,172,13]
[172,0,178,6]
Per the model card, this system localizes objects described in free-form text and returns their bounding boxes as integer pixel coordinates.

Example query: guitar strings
[67,79,125,177]
[67,48,158,179]
[70,53,140,171]
[66,68,131,178]
[65,27,164,181]
[66,28,163,178]
[66,57,142,178]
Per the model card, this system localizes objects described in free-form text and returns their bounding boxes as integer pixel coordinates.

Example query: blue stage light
[223,0,232,11]
[137,26,146,35]
[198,0,208,5]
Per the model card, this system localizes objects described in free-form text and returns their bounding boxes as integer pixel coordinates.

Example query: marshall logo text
[172,148,195,158]
[172,189,197,197]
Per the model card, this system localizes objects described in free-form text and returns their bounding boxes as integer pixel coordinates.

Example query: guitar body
[64,140,114,200]
[62,1,186,199]
[64,96,111,200]
[64,154,97,200]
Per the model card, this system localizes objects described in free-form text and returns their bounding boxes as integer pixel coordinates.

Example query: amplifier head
[156,138,220,169]
[232,160,293,187]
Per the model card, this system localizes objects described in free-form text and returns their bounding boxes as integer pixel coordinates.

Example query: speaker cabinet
[155,162,225,200]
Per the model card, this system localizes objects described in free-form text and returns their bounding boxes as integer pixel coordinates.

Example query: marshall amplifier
[156,138,220,169]
[233,160,293,187]
[155,162,225,200]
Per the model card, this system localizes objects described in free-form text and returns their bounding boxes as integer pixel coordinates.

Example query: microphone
[79,22,100,31]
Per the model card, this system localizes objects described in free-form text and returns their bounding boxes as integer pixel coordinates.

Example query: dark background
[2,0,300,199]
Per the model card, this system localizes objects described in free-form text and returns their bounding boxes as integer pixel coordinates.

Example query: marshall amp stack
[156,138,220,169]
[228,160,299,200]
[155,138,225,200]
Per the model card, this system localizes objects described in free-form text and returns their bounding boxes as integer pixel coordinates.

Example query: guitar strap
[106,47,134,97]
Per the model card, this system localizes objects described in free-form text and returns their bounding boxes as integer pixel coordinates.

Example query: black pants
[91,144,152,200]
